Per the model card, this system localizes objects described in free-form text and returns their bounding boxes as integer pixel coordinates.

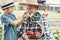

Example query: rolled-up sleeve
[1,15,13,27]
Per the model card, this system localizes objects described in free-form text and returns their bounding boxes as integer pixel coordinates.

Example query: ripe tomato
[27,31,34,35]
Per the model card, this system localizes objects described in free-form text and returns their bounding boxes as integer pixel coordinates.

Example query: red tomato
[43,13,48,17]
[27,31,34,35]
[46,13,48,17]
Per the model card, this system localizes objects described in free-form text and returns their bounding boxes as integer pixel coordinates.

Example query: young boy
[18,0,56,40]
[1,0,29,40]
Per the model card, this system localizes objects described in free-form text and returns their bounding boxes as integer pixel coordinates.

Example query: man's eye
[27,8,29,9]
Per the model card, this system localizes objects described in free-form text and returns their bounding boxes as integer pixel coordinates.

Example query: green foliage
[0,25,2,40]
[52,30,60,40]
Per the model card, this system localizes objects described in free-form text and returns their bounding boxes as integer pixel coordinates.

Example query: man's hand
[22,33,29,40]
[35,31,41,38]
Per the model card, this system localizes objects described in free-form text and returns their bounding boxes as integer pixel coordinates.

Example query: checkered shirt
[17,12,55,40]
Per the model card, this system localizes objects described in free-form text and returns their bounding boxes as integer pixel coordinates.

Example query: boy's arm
[1,13,29,27]
[10,13,29,27]
[10,16,24,27]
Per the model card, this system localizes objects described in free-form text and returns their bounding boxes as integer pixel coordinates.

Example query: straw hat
[19,0,46,10]
[1,0,14,9]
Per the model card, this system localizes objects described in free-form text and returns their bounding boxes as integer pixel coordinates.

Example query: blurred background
[0,0,60,40]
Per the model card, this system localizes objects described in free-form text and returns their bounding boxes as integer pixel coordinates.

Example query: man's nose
[26,8,31,12]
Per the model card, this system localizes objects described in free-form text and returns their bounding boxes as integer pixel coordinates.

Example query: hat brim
[2,4,14,10]
[1,2,14,9]
[19,2,47,9]
[20,2,44,6]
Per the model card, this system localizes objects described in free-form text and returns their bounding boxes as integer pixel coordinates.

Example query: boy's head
[1,0,14,14]
[2,6,14,14]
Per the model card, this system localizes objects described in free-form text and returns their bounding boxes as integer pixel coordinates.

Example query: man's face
[26,5,37,13]
[3,6,14,14]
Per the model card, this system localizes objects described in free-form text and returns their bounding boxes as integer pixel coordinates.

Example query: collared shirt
[1,14,18,40]
[17,12,55,40]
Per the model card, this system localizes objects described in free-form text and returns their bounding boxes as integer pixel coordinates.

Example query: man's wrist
[25,38,29,40]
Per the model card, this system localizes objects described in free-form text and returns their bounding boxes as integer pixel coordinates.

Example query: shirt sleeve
[41,16,56,40]
[1,15,13,27]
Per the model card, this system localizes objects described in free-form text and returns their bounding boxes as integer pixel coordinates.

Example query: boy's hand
[22,12,29,19]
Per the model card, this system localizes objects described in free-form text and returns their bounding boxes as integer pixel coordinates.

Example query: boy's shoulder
[1,14,15,17]
[1,14,6,18]
[1,14,9,19]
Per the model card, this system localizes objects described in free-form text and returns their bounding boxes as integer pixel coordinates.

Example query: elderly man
[17,0,55,40]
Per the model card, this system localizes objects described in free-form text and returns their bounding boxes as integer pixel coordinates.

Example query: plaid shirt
[17,12,55,40]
